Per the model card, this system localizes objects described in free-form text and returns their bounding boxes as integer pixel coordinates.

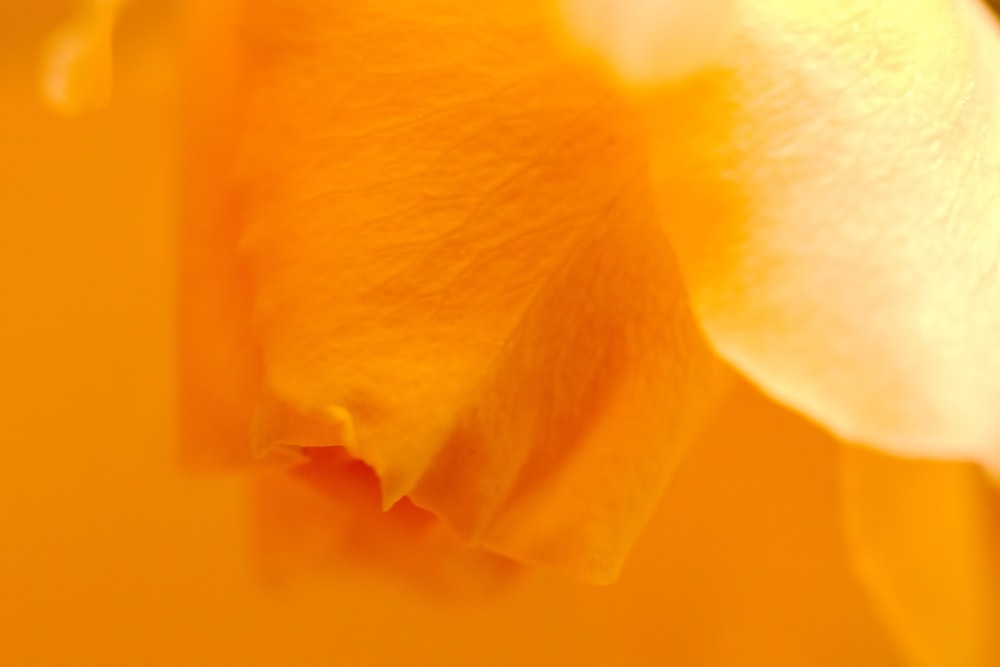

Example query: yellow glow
[41,0,129,114]
[559,0,735,82]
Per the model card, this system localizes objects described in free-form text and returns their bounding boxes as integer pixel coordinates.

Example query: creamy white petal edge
[559,0,736,82]
[562,0,1000,473]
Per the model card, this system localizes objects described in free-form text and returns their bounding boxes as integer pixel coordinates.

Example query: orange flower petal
[202,0,728,581]
[842,448,1000,667]
[606,0,1000,467]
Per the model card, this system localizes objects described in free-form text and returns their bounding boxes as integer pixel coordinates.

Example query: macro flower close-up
[2,0,1000,665]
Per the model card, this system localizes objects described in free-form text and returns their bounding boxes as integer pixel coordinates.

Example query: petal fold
[196,0,726,581]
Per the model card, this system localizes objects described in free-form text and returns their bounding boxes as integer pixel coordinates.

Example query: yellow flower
[1,1,998,666]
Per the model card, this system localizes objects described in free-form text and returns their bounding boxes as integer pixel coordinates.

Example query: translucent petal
[843,448,1000,667]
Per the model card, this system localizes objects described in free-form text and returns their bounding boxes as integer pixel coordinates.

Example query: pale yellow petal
[559,0,735,83]
[583,0,1000,467]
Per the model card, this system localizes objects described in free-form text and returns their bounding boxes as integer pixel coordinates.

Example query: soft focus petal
[41,0,128,114]
[610,379,900,666]
[247,380,902,666]
[586,0,1000,466]
[193,0,727,581]
[843,448,1000,667]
